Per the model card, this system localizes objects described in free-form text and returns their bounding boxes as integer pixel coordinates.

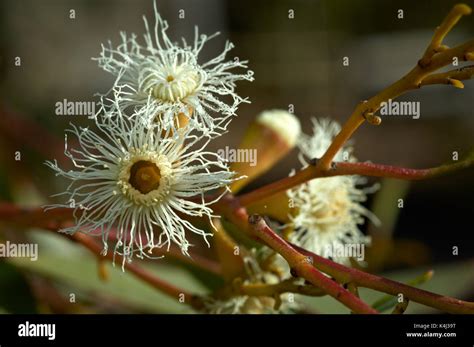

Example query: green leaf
[9,230,210,313]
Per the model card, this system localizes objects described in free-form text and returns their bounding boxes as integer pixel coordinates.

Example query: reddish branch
[0,104,64,161]
[293,244,474,314]
[0,203,221,276]
[1,192,474,313]
[248,214,378,314]
[237,158,474,206]
[216,198,474,314]
[0,153,473,313]
[0,204,73,229]
[70,233,205,310]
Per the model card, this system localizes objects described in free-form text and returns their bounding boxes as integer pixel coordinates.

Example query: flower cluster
[36,2,474,315]
[286,118,379,265]
[47,4,252,265]
[203,248,297,314]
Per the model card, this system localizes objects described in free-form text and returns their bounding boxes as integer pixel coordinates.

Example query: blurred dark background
[0,0,472,313]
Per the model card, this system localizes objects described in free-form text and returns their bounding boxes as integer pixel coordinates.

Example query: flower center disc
[311,186,351,233]
[152,63,200,102]
[129,160,161,194]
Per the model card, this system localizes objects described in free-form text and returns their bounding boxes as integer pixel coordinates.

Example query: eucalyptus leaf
[9,230,210,314]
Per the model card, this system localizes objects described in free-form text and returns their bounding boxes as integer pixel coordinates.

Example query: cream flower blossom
[287,118,379,265]
[94,1,254,132]
[203,248,296,314]
[46,97,235,266]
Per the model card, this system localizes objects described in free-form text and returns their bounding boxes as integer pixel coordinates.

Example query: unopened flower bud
[230,110,301,193]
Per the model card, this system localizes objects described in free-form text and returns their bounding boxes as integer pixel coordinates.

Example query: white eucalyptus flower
[46,98,235,266]
[94,1,254,132]
[203,248,297,314]
[287,118,379,265]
